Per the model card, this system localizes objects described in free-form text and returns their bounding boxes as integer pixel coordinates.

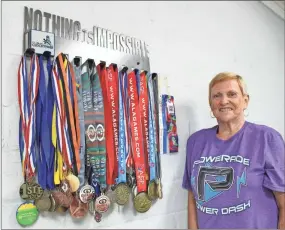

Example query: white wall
[2,1,284,229]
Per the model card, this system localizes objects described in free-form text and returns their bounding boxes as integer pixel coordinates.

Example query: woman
[182,72,285,229]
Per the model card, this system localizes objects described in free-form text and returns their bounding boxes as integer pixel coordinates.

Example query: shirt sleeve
[182,136,194,191]
[263,130,285,192]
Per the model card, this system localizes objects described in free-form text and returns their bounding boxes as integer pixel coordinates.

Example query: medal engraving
[148,180,158,201]
[79,185,95,203]
[115,183,130,205]
[16,202,39,226]
[19,182,44,200]
[133,192,152,213]
[95,194,110,213]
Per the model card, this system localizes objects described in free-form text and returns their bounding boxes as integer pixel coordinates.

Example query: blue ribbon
[36,56,55,189]
[118,71,127,183]
[162,95,168,154]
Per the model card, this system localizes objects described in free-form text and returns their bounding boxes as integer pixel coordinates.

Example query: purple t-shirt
[182,121,285,229]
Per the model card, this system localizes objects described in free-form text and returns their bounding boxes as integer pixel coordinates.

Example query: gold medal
[148,180,158,201]
[65,174,80,192]
[19,182,44,200]
[115,183,130,205]
[133,192,152,213]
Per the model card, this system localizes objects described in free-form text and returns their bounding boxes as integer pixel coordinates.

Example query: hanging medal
[114,69,131,206]
[18,50,44,202]
[147,74,158,201]
[151,73,163,199]
[128,70,152,213]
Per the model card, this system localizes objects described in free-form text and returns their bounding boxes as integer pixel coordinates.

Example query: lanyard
[147,75,157,182]
[57,54,81,174]
[128,70,147,193]
[138,71,150,180]
[81,61,106,191]
[162,95,168,154]
[163,95,179,153]
[51,55,74,171]
[106,64,119,185]
[37,55,55,189]
[117,70,127,183]
[18,54,40,180]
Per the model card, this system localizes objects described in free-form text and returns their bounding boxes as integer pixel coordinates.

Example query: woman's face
[210,79,249,124]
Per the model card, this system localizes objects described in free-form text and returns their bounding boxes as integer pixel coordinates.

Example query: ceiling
[261,1,285,20]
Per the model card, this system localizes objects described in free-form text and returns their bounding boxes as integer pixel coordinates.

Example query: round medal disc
[79,185,95,203]
[65,174,80,192]
[133,192,152,213]
[95,194,110,213]
[19,182,44,200]
[34,196,52,212]
[115,183,130,205]
[16,202,39,227]
[148,180,158,201]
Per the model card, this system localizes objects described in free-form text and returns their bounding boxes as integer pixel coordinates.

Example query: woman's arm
[273,191,285,229]
[188,190,198,229]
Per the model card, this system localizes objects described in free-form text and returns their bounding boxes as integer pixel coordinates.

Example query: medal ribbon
[57,55,81,174]
[81,62,106,191]
[118,70,127,183]
[147,75,157,181]
[138,72,150,181]
[162,95,168,154]
[164,95,179,153]
[105,65,119,185]
[128,71,147,193]
[37,55,55,189]
[18,54,40,179]
[151,74,161,154]
[73,63,86,188]
[122,71,133,171]
[51,55,73,171]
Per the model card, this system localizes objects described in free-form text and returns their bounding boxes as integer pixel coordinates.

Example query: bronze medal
[115,183,130,205]
[133,192,152,213]
[148,180,158,201]
[95,194,110,213]
[34,196,52,212]
[19,182,44,200]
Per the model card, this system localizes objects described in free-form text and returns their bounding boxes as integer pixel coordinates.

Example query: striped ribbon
[18,54,40,179]
[52,54,73,172]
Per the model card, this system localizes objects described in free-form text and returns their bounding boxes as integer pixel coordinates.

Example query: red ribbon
[128,71,147,192]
